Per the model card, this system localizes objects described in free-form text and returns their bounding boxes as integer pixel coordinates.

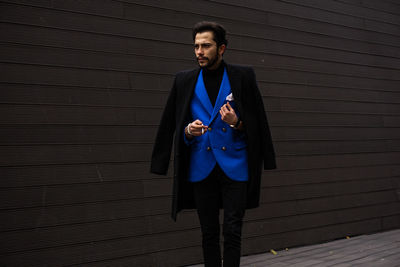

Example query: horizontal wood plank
[1,1,399,266]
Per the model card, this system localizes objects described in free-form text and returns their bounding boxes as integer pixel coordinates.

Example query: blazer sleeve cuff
[183,128,195,146]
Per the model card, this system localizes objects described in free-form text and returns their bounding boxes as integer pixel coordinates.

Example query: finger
[192,124,203,130]
[226,102,232,111]
[225,106,233,114]
[193,119,203,125]
[192,127,202,136]
[194,122,204,128]
[221,105,228,113]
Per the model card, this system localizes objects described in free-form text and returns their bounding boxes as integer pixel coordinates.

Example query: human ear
[218,44,226,56]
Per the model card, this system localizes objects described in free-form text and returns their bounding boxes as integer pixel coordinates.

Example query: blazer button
[222,146,226,151]
[207,146,211,151]
[208,127,212,132]
[222,127,226,132]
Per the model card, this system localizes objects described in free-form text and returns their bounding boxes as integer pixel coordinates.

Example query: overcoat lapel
[180,68,201,125]
[226,65,243,115]
[226,65,241,103]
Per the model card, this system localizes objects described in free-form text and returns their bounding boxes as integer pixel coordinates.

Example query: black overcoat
[150,63,276,220]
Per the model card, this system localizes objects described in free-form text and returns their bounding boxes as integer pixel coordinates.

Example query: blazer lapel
[179,64,244,126]
[210,69,231,123]
[194,70,213,117]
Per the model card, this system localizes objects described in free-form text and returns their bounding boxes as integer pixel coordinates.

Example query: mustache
[197,57,208,60]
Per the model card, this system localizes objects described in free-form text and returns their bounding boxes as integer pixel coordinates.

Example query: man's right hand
[185,119,208,139]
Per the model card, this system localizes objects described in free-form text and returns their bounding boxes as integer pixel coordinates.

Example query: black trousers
[193,164,247,267]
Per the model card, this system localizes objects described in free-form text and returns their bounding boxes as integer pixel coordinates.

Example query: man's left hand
[219,102,238,125]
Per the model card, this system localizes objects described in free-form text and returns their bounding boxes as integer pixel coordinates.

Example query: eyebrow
[194,43,213,47]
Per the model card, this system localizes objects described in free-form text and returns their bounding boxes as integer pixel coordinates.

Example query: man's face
[194,31,225,69]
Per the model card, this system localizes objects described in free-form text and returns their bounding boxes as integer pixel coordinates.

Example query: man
[151,21,276,267]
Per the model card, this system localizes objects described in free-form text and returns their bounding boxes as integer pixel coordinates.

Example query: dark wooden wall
[1,0,399,266]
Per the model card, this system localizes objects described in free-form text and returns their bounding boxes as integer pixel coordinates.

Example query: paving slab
[187,228,400,266]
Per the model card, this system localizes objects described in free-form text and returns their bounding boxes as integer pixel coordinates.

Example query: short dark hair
[192,21,228,47]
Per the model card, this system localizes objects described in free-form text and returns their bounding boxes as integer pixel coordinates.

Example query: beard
[197,51,219,69]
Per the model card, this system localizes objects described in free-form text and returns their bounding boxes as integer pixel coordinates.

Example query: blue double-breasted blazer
[185,68,248,182]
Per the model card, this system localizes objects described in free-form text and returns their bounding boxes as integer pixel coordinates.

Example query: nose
[196,47,204,56]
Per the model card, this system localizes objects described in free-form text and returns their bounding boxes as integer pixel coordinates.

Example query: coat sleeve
[249,68,277,170]
[150,76,178,175]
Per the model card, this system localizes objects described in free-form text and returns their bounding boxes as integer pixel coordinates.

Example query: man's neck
[206,58,223,71]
